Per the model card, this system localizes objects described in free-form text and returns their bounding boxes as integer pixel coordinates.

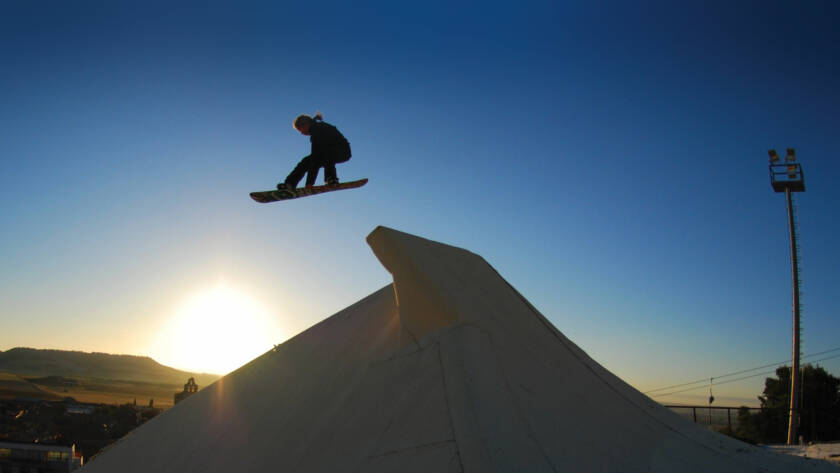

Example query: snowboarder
[276,112,351,194]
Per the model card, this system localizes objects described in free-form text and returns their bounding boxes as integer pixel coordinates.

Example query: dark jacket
[310,119,351,162]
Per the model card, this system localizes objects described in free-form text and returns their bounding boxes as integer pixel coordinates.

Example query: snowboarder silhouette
[276,112,351,194]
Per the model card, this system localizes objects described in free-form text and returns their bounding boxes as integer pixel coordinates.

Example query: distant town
[0,348,217,472]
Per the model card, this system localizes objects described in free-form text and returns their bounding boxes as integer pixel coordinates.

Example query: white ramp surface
[81,226,838,472]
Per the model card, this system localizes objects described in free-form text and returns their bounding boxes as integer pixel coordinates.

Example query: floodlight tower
[768,148,805,445]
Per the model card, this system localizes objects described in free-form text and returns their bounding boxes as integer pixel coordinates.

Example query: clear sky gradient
[2,1,838,405]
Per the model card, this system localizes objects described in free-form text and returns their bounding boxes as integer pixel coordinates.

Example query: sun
[151,284,281,375]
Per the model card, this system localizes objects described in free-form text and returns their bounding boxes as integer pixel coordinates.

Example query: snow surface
[81,226,839,472]
[767,443,840,464]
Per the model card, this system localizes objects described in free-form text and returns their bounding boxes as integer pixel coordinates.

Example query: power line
[652,371,776,398]
[643,347,840,395]
[648,353,840,398]
[644,347,840,394]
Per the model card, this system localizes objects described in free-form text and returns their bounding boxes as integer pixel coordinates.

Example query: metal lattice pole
[785,187,801,445]
[767,148,805,445]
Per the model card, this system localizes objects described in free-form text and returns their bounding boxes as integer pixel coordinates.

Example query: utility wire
[643,347,840,395]
[648,353,840,398]
[653,370,777,398]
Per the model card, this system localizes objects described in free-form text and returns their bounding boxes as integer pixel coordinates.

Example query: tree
[736,364,840,444]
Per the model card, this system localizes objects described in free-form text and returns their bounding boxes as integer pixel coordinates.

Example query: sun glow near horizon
[150,283,283,375]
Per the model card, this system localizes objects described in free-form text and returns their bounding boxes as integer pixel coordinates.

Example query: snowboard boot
[276,182,297,196]
[326,176,339,187]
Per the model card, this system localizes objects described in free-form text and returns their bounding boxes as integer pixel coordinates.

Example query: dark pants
[285,144,351,187]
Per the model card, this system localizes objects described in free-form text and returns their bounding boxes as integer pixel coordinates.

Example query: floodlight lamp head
[785,148,797,162]
[768,149,780,163]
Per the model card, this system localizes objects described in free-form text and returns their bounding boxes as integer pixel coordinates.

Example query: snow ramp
[81,226,837,472]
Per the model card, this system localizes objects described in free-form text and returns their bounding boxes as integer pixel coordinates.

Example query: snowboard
[250,178,368,203]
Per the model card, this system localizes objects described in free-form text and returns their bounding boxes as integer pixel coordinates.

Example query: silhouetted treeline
[735,365,840,444]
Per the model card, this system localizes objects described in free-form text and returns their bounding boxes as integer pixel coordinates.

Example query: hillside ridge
[0,347,219,387]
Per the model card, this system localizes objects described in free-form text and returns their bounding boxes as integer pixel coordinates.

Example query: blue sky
[1,1,838,405]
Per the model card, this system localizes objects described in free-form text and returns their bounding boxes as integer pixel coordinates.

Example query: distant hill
[0,371,63,401]
[0,348,219,387]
